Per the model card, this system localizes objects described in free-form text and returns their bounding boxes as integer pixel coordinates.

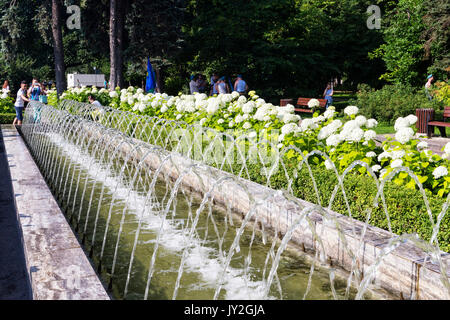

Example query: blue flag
[145,58,156,93]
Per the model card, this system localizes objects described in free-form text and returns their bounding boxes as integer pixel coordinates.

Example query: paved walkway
[0,126,32,299]
[376,134,450,156]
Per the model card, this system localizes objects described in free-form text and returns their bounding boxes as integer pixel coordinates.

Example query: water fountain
[18,101,450,300]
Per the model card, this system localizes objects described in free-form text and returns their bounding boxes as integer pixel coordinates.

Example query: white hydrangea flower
[176,114,183,120]
[394,117,410,131]
[417,141,428,150]
[391,159,403,168]
[444,142,450,155]
[109,91,118,98]
[355,115,367,126]
[277,143,284,149]
[348,128,364,142]
[366,119,378,129]
[395,127,414,144]
[366,152,376,158]
[218,119,224,124]
[237,95,247,104]
[243,122,252,130]
[242,101,255,114]
[326,134,342,147]
[199,118,207,126]
[235,114,244,124]
[300,119,317,131]
[378,152,390,161]
[323,109,335,119]
[281,123,298,135]
[405,114,418,126]
[344,106,359,116]
[389,149,406,160]
[308,99,320,109]
[282,113,300,124]
[231,91,240,99]
[160,105,168,113]
[325,160,334,170]
[364,130,377,141]
[371,165,381,172]
[432,166,448,179]
[379,169,388,181]
[318,127,331,140]
[229,121,235,128]
[206,100,220,114]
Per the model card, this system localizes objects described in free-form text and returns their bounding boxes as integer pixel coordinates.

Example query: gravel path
[375,134,449,156]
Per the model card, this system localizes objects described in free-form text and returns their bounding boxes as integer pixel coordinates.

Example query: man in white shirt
[13,81,30,125]
[88,95,102,107]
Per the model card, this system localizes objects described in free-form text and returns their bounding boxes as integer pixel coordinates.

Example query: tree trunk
[109,0,125,89]
[116,0,125,88]
[51,0,66,95]
[109,0,117,88]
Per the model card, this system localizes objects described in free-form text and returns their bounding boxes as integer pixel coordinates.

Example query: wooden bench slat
[428,121,450,127]
[427,106,450,137]
[294,108,313,113]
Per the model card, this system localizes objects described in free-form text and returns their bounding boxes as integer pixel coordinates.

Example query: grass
[374,122,395,135]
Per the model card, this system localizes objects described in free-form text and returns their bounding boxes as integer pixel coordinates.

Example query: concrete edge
[1,125,110,300]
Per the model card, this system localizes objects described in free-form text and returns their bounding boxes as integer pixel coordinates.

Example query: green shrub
[353,84,444,124]
[0,97,15,113]
[0,113,16,124]
[240,160,449,252]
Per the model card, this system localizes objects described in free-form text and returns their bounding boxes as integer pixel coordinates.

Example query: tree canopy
[0,0,447,97]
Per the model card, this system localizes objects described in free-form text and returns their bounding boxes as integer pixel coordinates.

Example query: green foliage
[0,113,16,124]
[434,81,450,106]
[182,0,385,102]
[372,0,428,86]
[244,161,450,252]
[355,83,444,123]
[422,0,450,79]
[0,96,14,113]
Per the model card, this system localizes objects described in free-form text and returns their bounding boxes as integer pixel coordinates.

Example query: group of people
[189,74,249,96]
[10,78,48,125]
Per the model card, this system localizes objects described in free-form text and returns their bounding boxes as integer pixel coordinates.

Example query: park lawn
[374,122,395,135]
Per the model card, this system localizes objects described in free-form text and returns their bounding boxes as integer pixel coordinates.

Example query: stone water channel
[17,103,450,300]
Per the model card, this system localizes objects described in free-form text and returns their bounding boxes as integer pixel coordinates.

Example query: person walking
[2,80,10,94]
[323,83,334,109]
[425,74,434,100]
[234,75,248,95]
[13,81,30,126]
[210,74,219,96]
[28,78,42,101]
[215,77,229,94]
[197,74,208,94]
[189,75,200,94]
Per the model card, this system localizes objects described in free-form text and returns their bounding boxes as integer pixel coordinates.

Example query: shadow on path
[0,125,32,300]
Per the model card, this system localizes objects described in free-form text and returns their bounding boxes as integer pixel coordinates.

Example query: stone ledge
[1,126,109,300]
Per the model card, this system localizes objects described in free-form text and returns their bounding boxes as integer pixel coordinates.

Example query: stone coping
[1,126,110,300]
[80,124,450,300]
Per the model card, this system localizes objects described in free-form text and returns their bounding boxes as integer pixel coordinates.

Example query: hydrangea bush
[0,90,14,114]
[48,86,450,198]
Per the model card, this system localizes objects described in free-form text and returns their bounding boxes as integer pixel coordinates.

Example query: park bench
[295,98,327,114]
[427,106,450,138]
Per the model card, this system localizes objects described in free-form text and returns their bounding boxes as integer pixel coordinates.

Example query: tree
[51,0,66,94]
[372,0,428,86]
[109,0,125,88]
[422,0,450,79]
